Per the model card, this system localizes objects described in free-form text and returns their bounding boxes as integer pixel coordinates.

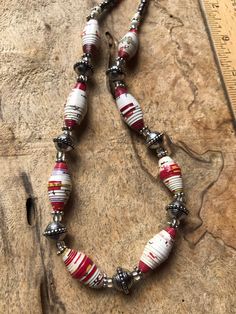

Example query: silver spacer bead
[168,218,180,229]
[56,151,66,162]
[87,5,102,20]
[131,266,143,282]
[156,147,168,159]
[140,126,164,149]
[114,80,126,88]
[56,240,67,255]
[103,274,113,288]
[51,211,64,222]
[166,199,189,219]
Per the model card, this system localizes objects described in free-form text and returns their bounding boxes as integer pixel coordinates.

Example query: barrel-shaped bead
[48,162,72,211]
[159,156,183,194]
[115,86,144,132]
[82,19,100,55]
[62,248,104,288]
[118,29,139,60]
[64,82,87,128]
[138,228,176,273]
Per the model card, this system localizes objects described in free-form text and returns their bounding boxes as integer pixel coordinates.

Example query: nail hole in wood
[26,197,35,226]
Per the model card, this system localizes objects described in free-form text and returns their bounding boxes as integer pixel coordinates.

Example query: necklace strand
[43,0,189,294]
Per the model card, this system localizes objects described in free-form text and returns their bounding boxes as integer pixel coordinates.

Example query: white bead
[82,19,100,49]
[118,31,139,59]
[140,230,174,270]
[64,84,87,125]
[116,92,144,131]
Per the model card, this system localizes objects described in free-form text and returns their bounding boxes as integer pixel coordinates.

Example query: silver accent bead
[168,218,180,229]
[156,147,168,159]
[103,275,113,288]
[51,211,64,222]
[74,59,93,77]
[166,199,189,219]
[56,151,66,162]
[56,240,67,255]
[87,5,102,20]
[131,266,143,282]
[43,221,67,241]
[106,65,125,82]
[112,267,134,294]
[53,130,74,152]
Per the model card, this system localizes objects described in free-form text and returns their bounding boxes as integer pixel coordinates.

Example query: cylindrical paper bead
[138,228,176,273]
[64,82,87,128]
[48,162,72,211]
[115,86,144,132]
[82,19,100,55]
[62,248,104,288]
[118,29,139,60]
[159,156,183,194]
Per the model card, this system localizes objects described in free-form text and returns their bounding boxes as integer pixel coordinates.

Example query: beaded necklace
[43,0,189,294]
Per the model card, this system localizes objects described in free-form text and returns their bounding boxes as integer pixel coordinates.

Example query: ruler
[199,0,236,125]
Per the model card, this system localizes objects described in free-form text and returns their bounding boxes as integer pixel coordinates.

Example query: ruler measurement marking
[200,0,236,124]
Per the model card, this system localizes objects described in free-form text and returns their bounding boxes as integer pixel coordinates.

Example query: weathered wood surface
[0,0,235,313]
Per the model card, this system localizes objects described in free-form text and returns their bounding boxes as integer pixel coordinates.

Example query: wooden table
[0,0,235,313]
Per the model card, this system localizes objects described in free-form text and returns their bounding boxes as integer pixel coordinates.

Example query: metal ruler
[199,0,236,125]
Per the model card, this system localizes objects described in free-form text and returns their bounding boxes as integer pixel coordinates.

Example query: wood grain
[0,0,235,313]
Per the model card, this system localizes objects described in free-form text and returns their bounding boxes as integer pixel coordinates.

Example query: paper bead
[139,228,176,273]
[159,156,183,194]
[62,248,104,288]
[118,29,139,60]
[64,82,87,128]
[48,162,72,211]
[115,86,144,132]
[82,19,100,55]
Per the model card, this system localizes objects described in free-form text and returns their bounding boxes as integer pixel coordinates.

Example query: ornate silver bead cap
[112,267,134,294]
[43,221,67,241]
[74,59,93,77]
[106,65,125,82]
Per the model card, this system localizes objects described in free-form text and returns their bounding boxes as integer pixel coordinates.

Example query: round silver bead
[51,211,64,222]
[112,267,134,294]
[106,65,125,82]
[53,131,74,152]
[56,151,66,162]
[166,199,189,219]
[43,221,67,241]
[168,217,180,229]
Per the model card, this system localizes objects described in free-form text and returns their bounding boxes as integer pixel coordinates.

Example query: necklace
[43,0,189,295]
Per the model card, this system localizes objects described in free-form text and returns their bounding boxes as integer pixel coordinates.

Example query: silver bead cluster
[140,126,167,158]
[167,193,189,219]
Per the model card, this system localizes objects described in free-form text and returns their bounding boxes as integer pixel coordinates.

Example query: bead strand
[42,0,189,295]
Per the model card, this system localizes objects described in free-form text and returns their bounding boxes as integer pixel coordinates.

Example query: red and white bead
[62,248,104,288]
[159,156,183,194]
[115,86,144,132]
[118,29,139,60]
[138,227,176,273]
[48,162,72,211]
[64,82,87,128]
[82,19,100,55]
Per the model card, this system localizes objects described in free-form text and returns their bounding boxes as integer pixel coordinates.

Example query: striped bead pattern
[115,86,144,132]
[62,248,104,288]
[159,156,183,194]
[118,29,139,60]
[48,162,72,211]
[82,19,100,55]
[138,228,176,273]
[64,82,87,128]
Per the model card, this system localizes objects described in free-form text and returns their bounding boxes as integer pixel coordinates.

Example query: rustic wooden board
[0,0,235,313]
